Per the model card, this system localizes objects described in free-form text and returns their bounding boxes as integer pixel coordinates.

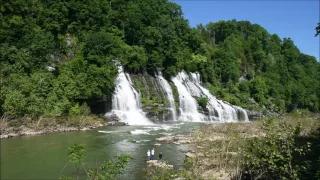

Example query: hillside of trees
[1,0,319,118]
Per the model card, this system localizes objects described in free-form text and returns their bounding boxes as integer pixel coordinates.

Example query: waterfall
[156,72,177,121]
[191,74,237,121]
[236,107,249,121]
[106,64,152,125]
[172,72,205,122]
[172,70,249,122]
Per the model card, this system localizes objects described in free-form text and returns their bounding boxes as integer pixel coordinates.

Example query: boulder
[156,136,174,142]
[188,149,196,153]
[146,160,173,169]
[8,133,19,137]
[186,152,196,158]
[80,127,90,131]
[0,134,8,139]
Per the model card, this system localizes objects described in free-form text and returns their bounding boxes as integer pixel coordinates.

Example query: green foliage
[62,144,133,180]
[145,166,200,180]
[249,77,267,105]
[87,154,133,180]
[69,103,91,116]
[3,90,27,116]
[197,97,208,109]
[67,144,86,164]
[198,20,320,112]
[241,119,311,179]
[169,81,180,109]
[65,144,86,180]
[1,0,319,118]
[124,45,148,73]
[316,23,320,37]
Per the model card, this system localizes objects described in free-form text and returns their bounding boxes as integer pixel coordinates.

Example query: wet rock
[144,106,153,110]
[180,149,188,153]
[177,140,190,144]
[145,112,160,122]
[156,136,174,142]
[153,143,161,146]
[80,127,90,131]
[173,142,180,145]
[107,114,121,122]
[1,135,8,139]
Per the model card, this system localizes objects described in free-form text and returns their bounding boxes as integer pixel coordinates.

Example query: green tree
[61,144,133,180]
[315,23,320,37]
[250,77,267,105]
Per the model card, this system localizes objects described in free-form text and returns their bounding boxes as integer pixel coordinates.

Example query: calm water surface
[1,122,207,180]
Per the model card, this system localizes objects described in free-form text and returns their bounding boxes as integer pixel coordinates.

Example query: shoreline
[0,122,105,139]
[0,115,111,139]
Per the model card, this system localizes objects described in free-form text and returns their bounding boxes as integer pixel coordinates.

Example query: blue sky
[172,0,320,61]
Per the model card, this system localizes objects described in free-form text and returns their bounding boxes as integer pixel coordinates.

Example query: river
[1,122,206,180]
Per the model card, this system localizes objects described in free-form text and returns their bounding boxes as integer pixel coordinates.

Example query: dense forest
[1,0,319,118]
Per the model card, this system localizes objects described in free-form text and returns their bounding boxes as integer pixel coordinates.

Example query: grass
[0,114,10,134]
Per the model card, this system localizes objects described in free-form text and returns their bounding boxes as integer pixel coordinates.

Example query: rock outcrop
[146,160,173,169]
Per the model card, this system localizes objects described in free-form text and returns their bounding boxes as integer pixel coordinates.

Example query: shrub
[240,119,311,179]
[61,144,133,180]
[197,97,208,109]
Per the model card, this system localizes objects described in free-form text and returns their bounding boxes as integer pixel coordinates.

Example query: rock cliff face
[105,65,250,125]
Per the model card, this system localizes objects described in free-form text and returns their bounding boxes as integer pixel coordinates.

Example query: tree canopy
[1,0,319,117]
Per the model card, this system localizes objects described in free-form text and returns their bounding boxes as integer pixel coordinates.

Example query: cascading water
[236,107,249,121]
[172,73,205,122]
[173,70,249,122]
[189,72,249,121]
[188,73,237,121]
[156,72,177,121]
[106,64,152,125]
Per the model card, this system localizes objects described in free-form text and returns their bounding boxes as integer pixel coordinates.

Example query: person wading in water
[147,150,151,161]
[159,152,163,160]
[151,148,155,160]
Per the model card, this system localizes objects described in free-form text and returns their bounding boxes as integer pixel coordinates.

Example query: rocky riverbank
[0,115,109,139]
[0,122,105,139]
[152,121,266,180]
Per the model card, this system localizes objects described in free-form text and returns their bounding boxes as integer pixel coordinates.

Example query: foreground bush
[61,144,133,180]
[240,119,311,179]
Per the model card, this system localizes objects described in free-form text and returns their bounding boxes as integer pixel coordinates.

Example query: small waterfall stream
[106,64,152,125]
[172,73,205,122]
[172,70,249,122]
[156,72,177,121]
